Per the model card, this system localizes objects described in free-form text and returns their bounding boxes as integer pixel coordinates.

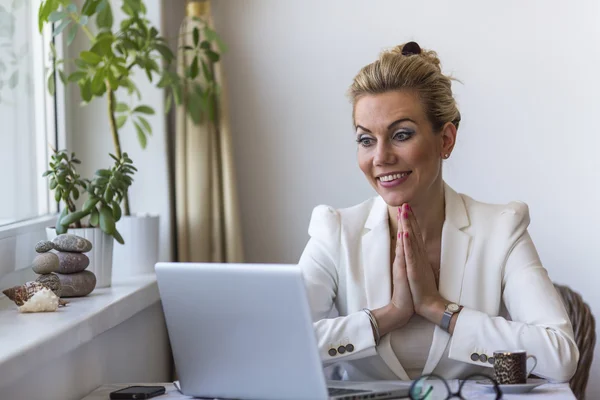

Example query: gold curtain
[175,0,244,263]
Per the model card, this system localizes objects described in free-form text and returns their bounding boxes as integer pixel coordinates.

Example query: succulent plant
[43,149,135,244]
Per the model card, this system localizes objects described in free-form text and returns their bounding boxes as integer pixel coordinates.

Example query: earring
[443,153,450,159]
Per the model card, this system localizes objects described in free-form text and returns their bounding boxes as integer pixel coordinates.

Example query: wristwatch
[441,303,462,333]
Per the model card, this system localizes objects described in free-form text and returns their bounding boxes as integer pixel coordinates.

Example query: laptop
[156,262,411,400]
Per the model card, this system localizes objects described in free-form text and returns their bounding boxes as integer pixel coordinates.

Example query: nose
[373,141,396,166]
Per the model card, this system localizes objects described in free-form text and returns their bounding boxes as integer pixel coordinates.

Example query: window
[0,0,57,225]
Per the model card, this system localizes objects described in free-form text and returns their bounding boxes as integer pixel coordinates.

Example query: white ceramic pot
[112,214,159,279]
[46,227,114,288]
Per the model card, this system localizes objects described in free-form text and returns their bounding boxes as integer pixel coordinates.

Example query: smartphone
[109,385,166,399]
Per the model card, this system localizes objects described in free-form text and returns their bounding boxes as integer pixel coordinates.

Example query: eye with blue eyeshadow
[355,129,414,147]
[356,134,374,147]
[392,129,414,142]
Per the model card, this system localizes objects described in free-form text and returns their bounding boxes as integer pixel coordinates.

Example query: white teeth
[379,173,408,182]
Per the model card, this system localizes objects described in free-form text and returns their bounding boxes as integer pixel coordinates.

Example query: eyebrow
[355,118,416,133]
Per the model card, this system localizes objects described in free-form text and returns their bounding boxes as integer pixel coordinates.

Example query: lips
[377,171,411,182]
[376,171,412,188]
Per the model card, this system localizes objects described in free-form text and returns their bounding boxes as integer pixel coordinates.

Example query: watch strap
[441,304,462,333]
[441,310,453,332]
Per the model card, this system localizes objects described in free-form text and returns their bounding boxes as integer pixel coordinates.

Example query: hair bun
[386,41,442,72]
[401,41,422,56]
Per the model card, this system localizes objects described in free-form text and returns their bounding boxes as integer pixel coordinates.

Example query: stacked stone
[33,234,97,297]
[32,241,61,297]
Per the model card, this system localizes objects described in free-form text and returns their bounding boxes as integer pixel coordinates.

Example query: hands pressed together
[371,203,453,338]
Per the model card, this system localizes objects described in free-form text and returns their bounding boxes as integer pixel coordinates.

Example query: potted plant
[38,0,224,276]
[44,149,135,287]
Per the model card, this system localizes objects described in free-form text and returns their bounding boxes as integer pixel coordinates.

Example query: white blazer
[299,183,579,382]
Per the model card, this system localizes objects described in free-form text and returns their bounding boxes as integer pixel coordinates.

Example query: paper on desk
[171,381,222,399]
[326,379,413,391]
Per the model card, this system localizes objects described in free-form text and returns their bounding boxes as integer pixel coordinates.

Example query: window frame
[0,0,61,279]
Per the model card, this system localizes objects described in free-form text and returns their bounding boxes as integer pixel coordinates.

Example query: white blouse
[390,315,436,379]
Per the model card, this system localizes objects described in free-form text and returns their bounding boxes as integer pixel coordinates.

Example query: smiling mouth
[377,172,411,182]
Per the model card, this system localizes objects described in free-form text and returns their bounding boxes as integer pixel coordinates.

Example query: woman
[299,41,579,382]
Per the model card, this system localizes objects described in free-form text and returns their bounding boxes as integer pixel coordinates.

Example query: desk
[82,381,576,399]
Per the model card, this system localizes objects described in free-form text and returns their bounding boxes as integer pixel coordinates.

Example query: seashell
[3,282,46,306]
[18,287,59,313]
[36,273,62,297]
[2,281,67,311]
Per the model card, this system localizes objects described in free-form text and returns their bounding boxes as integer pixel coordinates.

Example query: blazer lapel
[361,197,411,380]
[422,183,471,375]
[362,196,392,309]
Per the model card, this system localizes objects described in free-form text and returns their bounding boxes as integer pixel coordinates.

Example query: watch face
[447,303,460,312]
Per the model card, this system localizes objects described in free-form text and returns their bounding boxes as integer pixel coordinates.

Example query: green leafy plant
[43,149,136,244]
[38,0,225,216]
[43,150,87,228]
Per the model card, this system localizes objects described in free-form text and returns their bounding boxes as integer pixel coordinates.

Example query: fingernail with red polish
[398,232,402,238]
[406,204,411,211]
[404,231,409,238]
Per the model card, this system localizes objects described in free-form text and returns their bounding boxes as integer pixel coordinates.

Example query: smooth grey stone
[52,234,92,253]
[56,271,96,297]
[56,252,90,274]
[35,240,55,253]
[32,253,59,274]
[36,273,62,297]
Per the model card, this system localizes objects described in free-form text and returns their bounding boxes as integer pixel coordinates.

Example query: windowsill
[0,214,56,240]
[0,274,160,389]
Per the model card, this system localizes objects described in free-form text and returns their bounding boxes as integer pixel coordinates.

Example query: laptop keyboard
[328,387,368,396]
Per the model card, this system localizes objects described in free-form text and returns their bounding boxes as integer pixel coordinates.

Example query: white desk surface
[82,380,576,399]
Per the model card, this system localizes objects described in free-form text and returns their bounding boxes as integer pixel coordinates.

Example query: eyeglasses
[407,373,502,400]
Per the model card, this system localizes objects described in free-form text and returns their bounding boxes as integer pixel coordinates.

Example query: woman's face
[354,91,455,207]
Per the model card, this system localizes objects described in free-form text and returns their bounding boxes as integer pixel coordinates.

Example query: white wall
[210,0,600,396]
[68,0,172,262]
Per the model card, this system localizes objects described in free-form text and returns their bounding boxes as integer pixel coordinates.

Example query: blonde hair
[349,42,461,132]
